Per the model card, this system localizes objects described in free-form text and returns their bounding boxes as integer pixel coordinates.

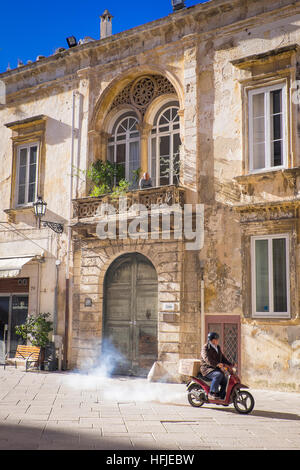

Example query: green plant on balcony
[74,161,141,198]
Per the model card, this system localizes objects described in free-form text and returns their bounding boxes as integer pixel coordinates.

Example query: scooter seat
[196,373,212,383]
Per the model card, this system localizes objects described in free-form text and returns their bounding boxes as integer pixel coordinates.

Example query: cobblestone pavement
[0,367,299,450]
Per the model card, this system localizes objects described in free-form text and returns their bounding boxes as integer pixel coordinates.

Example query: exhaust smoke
[64,339,185,404]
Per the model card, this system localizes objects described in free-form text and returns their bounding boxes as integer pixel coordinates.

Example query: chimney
[100,9,113,39]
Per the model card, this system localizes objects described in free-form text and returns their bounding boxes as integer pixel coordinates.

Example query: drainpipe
[63,90,78,369]
[200,260,205,348]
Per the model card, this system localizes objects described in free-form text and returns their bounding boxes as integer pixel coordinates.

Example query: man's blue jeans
[206,370,227,398]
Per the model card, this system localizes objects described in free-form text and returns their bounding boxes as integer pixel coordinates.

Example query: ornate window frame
[107,111,141,184]
[4,115,47,212]
[231,44,298,176]
[148,101,181,187]
[251,233,290,319]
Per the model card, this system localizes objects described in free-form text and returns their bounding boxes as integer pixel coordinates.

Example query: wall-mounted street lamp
[33,196,64,234]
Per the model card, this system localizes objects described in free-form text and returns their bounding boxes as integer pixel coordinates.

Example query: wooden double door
[103,253,158,377]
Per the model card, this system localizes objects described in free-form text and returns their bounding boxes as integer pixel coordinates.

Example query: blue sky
[0,0,208,73]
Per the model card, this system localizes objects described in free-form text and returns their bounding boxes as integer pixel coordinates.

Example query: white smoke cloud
[64,339,186,404]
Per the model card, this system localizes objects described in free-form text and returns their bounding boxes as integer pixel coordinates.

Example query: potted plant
[74,160,141,198]
[15,313,53,369]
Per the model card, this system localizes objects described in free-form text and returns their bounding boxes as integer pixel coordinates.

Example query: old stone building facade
[0,0,300,391]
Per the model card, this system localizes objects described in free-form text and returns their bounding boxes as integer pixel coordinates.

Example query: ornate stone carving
[110,74,176,115]
[131,76,157,108]
[72,185,185,220]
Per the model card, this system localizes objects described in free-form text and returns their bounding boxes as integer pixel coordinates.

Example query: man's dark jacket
[200,342,232,376]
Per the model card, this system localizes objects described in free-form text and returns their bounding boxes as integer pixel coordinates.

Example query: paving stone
[0,369,300,450]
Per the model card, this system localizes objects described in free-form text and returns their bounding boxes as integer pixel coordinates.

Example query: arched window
[108,113,140,186]
[150,103,181,187]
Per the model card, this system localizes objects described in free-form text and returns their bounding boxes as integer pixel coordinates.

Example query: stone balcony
[71,185,186,237]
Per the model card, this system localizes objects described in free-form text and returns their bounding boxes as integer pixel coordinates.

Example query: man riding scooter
[200,332,236,400]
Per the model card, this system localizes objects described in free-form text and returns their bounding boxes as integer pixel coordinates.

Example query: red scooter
[187,366,255,414]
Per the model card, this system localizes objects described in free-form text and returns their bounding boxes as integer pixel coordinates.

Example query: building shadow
[209,407,300,420]
[0,421,156,450]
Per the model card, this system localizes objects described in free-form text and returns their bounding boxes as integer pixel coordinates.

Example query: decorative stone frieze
[110,74,176,116]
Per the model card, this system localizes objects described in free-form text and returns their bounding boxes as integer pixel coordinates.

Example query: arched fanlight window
[108,113,140,187]
[150,102,181,187]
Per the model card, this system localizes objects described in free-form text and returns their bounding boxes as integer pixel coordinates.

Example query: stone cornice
[233,199,300,223]
[4,114,47,129]
[1,0,300,86]
[231,44,299,69]
[234,168,300,186]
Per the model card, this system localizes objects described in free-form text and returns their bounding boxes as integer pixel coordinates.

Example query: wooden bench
[13,345,42,372]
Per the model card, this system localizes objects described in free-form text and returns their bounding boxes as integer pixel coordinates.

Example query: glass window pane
[29,162,36,184]
[28,182,36,203]
[130,131,139,139]
[253,143,265,170]
[273,238,287,312]
[172,107,179,121]
[271,89,282,115]
[18,165,26,186]
[129,141,140,188]
[255,239,269,312]
[151,138,156,185]
[116,144,126,164]
[18,185,26,205]
[271,140,282,167]
[159,136,170,186]
[173,133,181,184]
[30,146,37,165]
[108,145,114,163]
[160,156,170,186]
[158,125,169,133]
[19,148,27,167]
[10,296,28,355]
[164,109,171,121]
[253,117,265,143]
[271,114,282,141]
[159,135,170,157]
[159,115,168,125]
[253,93,265,118]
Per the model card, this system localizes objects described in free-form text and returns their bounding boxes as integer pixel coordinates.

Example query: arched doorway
[103,253,158,376]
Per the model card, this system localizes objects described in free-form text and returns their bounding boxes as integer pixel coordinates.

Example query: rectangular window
[249,84,286,172]
[16,143,39,206]
[251,234,290,318]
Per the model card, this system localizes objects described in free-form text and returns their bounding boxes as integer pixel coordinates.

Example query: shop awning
[0,256,37,278]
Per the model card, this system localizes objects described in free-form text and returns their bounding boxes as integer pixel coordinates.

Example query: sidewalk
[0,367,299,450]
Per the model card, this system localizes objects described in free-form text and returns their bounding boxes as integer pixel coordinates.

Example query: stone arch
[98,247,162,306]
[90,64,184,133]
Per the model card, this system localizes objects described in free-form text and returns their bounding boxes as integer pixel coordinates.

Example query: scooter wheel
[187,384,205,407]
[233,390,255,414]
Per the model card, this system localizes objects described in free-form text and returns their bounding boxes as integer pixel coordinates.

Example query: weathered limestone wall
[242,322,300,392]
